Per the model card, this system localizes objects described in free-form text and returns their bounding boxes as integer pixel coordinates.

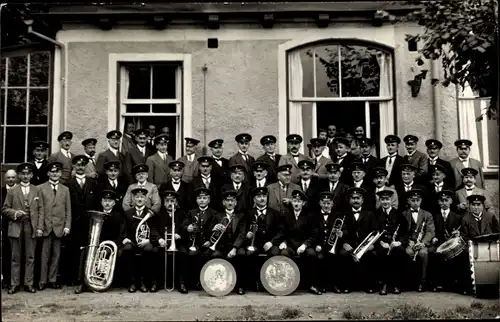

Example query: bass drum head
[260,255,300,296]
[200,258,237,297]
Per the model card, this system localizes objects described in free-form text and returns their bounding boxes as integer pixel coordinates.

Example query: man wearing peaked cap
[48,131,74,184]
[30,140,50,185]
[208,139,230,180]
[279,134,308,184]
[176,138,201,184]
[97,160,128,206]
[96,130,125,178]
[3,162,43,294]
[450,139,484,190]
[146,133,173,187]
[424,139,455,188]
[221,164,251,213]
[332,137,356,185]
[315,162,349,211]
[378,134,404,187]
[396,163,430,212]
[229,133,255,179]
[427,163,454,214]
[266,163,301,215]
[158,160,191,211]
[123,128,154,184]
[455,167,493,214]
[190,155,225,211]
[257,135,281,183]
[122,163,161,214]
[81,138,99,179]
[251,161,270,190]
[403,134,428,184]
[297,159,321,212]
[309,138,331,180]
[365,166,398,212]
[355,137,378,182]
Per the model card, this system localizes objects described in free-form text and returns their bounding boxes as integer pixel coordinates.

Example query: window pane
[8,56,28,87]
[28,126,48,152]
[152,65,177,99]
[487,118,499,166]
[369,102,381,158]
[316,101,365,137]
[314,45,340,97]
[126,104,150,113]
[296,49,314,97]
[152,104,177,114]
[7,89,27,125]
[340,45,381,97]
[1,58,5,87]
[473,100,485,163]
[301,103,314,150]
[29,52,50,87]
[1,89,4,125]
[29,89,49,124]
[4,127,26,163]
[127,66,151,99]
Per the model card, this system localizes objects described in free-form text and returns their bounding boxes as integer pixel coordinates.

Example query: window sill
[484,167,499,179]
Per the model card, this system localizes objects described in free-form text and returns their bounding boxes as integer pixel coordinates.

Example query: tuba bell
[351,230,386,262]
[84,210,118,292]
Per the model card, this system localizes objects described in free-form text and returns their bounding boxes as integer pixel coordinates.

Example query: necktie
[242,154,247,162]
[52,184,57,195]
[78,178,84,188]
[435,185,441,192]
[429,159,436,165]
[388,156,393,165]
[112,181,116,189]
[270,155,275,161]
[91,158,96,165]
[363,158,369,164]
[235,184,240,191]
[405,185,411,192]
[203,178,209,188]
[303,182,307,191]
[330,183,334,192]
[22,186,28,196]
[442,210,447,220]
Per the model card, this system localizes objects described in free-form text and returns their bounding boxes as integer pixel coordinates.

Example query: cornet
[209,216,233,251]
[413,219,426,261]
[328,215,345,254]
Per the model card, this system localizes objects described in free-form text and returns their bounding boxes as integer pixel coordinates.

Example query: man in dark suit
[48,131,74,184]
[339,187,379,293]
[208,139,230,181]
[146,124,157,154]
[2,169,17,288]
[278,134,309,184]
[256,135,281,183]
[364,167,398,212]
[30,141,50,186]
[325,124,338,160]
[124,129,154,184]
[279,189,320,295]
[316,163,349,213]
[403,135,428,184]
[97,161,129,208]
[250,161,272,190]
[191,156,224,211]
[426,164,455,214]
[395,164,430,212]
[229,133,255,178]
[159,160,192,211]
[2,163,43,294]
[349,162,374,191]
[355,138,378,182]
[424,139,455,187]
[221,165,251,214]
[378,135,404,187]
[82,138,99,180]
[332,137,356,185]
[297,160,321,212]
[96,130,125,178]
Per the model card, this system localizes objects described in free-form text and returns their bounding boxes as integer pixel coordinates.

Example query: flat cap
[260,135,277,145]
[461,167,478,177]
[467,194,486,203]
[104,160,121,170]
[425,139,443,149]
[403,135,419,144]
[168,160,185,170]
[57,131,73,141]
[455,139,473,148]
[101,190,117,200]
[208,139,224,148]
[72,155,89,165]
[235,133,252,143]
[82,138,97,146]
[106,130,122,140]
[46,161,63,172]
[131,188,148,196]
[132,163,149,175]
[286,134,303,144]
[17,162,34,173]
[384,135,401,144]
[291,189,308,201]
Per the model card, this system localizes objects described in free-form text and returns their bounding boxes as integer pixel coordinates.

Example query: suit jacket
[257,153,281,183]
[48,151,73,183]
[332,153,357,185]
[298,177,322,212]
[30,159,49,186]
[213,211,246,249]
[426,182,456,214]
[449,157,485,190]
[96,178,129,207]
[312,155,331,180]
[424,157,455,187]
[244,207,283,246]
[155,208,187,247]
[121,134,136,156]
[122,182,161,214]
[67,177,99,244]
[316,180,350,212]
[403,150,428,183]
[96,206,126,246]
[343,208,379,248]
[355,155,378,181]
[350,179,375,193]
[432,209,462,245]
[326,139,337,160]
[191,175,225,211]
[282,210,317,249]
[211,157,231,181]
[267,182,301,214]
[221,182,251,214]
[395,182,430,211]
[364,185,398,212]
[177,154,199,183]
[460,211,499,240]
[146,153,174,186]
[278,153,309,184]
[375,207,406,245]
[96,149,124,177]
[37,181,72,238]
[313,210,341,248]
[2,185,44,238]
[84,156,99,179]
[229,152,256,180]
[159,180,192,211]
[378,154,404,187]
[455,186,494,213]
[124,145,154,183]
[249,178,272,191]
[402,208,435,247]
[181,208,218,246]
[123,206,160,244]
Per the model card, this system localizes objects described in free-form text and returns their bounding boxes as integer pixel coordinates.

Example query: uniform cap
[106,130,122,140]
[162,190,180,201]
[46,161,63,172]
[461,167,478,177]
[334,137,350,147]
[33,140,49,150]
[252,161,269,172]
[286,134,303,144]
[310,138,326,147]
[251,187,268,198]
[104,160,121,170]
[455,139,473,149]
[348,187,366,197]
[82,138,97,146]
[168,160,185,170]
[298,159,314,170]
[195,187,212,197]
[401,163,418,173]
[403,135,419,144]
[57,131,73,141]
[351,162,366,172]
[425,139,443,149]
[467,194,486,203]
[372,167,388,177]
[222,189,238,199]
[101,190,117,200]
[384,135,401,144]
[134,129,149,137]
[319,191,334,201]
[376,190,394,198]
[276,164,292,174]
[72,155,89,165]
[154,134,169,145]
[407,189,424,199]
[185,137,200,146]
[17,162,34,173]
[230,164,246,173]
[208,139,224,148]
[432,163,448,175]
[291,189,308,201]
[437,189,454,200]
[132,163,149,175]
[197,156,214,164]
[260,135,277,145]
[235,133,252,143]
[131,188,148,196]
[358,137,373,147]
[325,163,342,173]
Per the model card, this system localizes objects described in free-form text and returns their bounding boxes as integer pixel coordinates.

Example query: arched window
[287,41,394,157]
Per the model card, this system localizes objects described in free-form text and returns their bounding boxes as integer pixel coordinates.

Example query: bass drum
[469,238,500,298]
[200,258,237,297]
[260,255,300,296]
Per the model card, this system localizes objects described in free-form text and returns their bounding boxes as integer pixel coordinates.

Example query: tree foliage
[403,0,498,121]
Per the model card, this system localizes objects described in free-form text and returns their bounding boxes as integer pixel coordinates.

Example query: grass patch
[280,307,302,319]
[342,308,363,320]
[216,305,303,321]
[40,302,65,314]
[470,301,484,309]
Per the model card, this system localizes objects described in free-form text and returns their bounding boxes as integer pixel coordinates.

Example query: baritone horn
[165,202,177,292]
[84,210,118,292]
[328,215,345,254]
[209,216,233,251]
[135,210,154,244]
[352,230,386,262]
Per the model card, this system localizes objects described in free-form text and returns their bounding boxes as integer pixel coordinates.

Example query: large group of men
[1,123,498,298]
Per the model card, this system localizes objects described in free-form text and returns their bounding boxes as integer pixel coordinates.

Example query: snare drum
[468,239,500,298]
[436,236,467,261]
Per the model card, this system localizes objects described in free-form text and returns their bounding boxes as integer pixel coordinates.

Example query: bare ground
[1,287,499,321]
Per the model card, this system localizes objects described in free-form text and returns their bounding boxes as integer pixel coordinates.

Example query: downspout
[431,59,442,142]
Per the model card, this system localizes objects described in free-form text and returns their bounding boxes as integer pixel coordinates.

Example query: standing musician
[241,187,283,291]
[74,190,125,294]
[146,134,174,186]
[96,130,125,177]
[266,164,301,215]
[309,138,330,180]
[30,141,49,185]
[121,122,136,156]
[455,168,494,214]
[313,191,344,294]
[177,138,201,183]
[396,164,430,211]
[221,165,251,213]
[379,135,404,187]
[122,164,161,214]
[450,139,485,190]
[229,133,256,178]
[2,163,43,294]
[122,188,160,293]
[48,131,74,184]
[123,129,154,184]
[364,167,398,212]
[208,139,230,181]
[156,191,188,293]
[402,135,428,183]
[97,161,128,208]
[279,190,320,295]
[182,187,218,290]
[278,134,309,184]
[297,160,321,212]
[158,161,192,211]
[82,138,99,179]
[426,163,455,214]
[340,187,379,294]
[317,163,349,213]
[428,190,462,293]
[191,156,224,211]
[402,189,435,292]
[332,137,356,185]
[207,190,247,295]
[250,161,271,190]
[375,190,406,295]
[256,135,281,183]
[424,139,455,187]
[349,162,374,191]
[355,138,378,182]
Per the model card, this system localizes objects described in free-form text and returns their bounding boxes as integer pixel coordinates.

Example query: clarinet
[413,219,426,261]
[387,224,400,255]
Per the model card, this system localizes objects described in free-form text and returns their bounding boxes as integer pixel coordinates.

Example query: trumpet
[387,224,400,255]
[247,223,258,252]
[209,216,233,251]
[164,203,177,292]
[413,219,426,261]
[352,230,386,262]
[328,215,345,254]
[135,210,154,244]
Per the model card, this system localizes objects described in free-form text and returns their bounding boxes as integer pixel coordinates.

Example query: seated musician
[279,189,320,295]
[156,190,188,294]
[158,161,192,211]
[375,190,406,295]
[74,190,125,294]
[402,189,436,292]
[221,165,251,213]
[183,187,218,291]
[122,164,161,214]
[365,167,398,212]
[455,168,494,214]
[426,164,455,214]
[316,163,349,213]
[428,190,462,293]
[339,187,379,294]
[122,188,160,293]
[313,191,344,294]
[97,161,128,208]
[241,187,282,292]
[207,190,246,295]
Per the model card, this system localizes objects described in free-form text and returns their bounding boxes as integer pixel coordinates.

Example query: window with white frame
[458,86,499,172]
[287,42,394,157]
[119,62,182,158]
[1,52,51,164]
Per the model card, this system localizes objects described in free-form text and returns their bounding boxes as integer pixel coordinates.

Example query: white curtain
[376,52,394,158]
[288,51,305,154]
[458,85,481,161]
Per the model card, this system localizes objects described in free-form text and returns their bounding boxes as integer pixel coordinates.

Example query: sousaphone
[260,255,300,296]
[200,258,237,297]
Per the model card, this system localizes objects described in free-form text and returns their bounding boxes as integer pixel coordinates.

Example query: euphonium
[84,210,118,292]
[209,216,233,251]
[352,230,386,262]
[135,210,154,244]
[328,215,345,254]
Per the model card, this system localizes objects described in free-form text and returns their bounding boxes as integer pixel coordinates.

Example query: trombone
[164,203,178,292]
[328,215,345,254]
[352,230,386,262]
[209,216,233,251]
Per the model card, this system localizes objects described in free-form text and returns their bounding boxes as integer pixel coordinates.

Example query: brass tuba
[328,215,345,254]
[352,230,386,262]
[84,210,118,292]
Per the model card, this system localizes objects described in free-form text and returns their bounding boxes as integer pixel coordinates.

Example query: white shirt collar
[75,174,86,180]
[435,182,444,187]
[375,186,385,192]
[442,208,450,216]
[465,185,476,190]
[239,150,247,156]
[34,158,44,163]
[84,153,95,160]
[407,151,415,157]
[338,153,347,159]
[6,184,16,190]
[301,178,311,184]
[199,206,208,212]
[109,147,119,155]
[137,181,147,187]
[226,210,234,216]
[109,178,117,185]
[49,180,59,186]
[459,157,469,162]
[352,207,362,213]
[429,156,438,161]
[388,153,397,157]
[135,206,145,212]
[61,148,71,157]
[233,182,241,189]
[353,180,363,187]
[137,145,145,152]
[201,174,211,180]
[384,207,392,213]
[404,181,414,187]
[294,210,301,217]
[158,151,168,158]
